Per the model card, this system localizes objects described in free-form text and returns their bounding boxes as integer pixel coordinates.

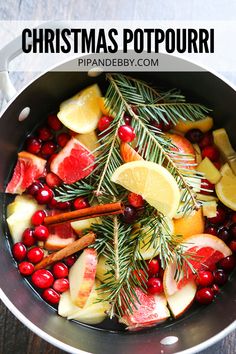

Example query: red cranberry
[73,197,89,210]
[46,172,62,188]
[22,228,36,247]
[47,115,62,131]
[162,120,173,131]
[36,186,54,204]
[150,120,163,131]
[118,125,136,143]
[147,277,163,295]
[34,225,49,241]
[213,269,228,285]
[208,207,226,224]
[64,255,77,267]
[229,240,236,253]
[128,192,144,208]
[27,181,43,196]
[18,261,34,276]
[229,223,236,239]
[56,201,71,210]
[57,132,71,147]
[123,115,132,125]
[132,269,147,284]
[200,179,215,195]
[53,278,69,293]
[27,247,44,264]
[196,271,214,287]
[31,210,46,226]
[42,288,60,304]
[48,153,57,165]
[204,225,217,236]
[52,262,69,278]
[98,116,113,132]
[37,126,53,141]
[202,146,220,162]
[199,132,213,148]
[217,255,236,272]
[147,259,160,276]
[26,137,42,154]
[231,213,236,223]
[211,284,220,294]
[12,242,27,261]
[123,205,137,224]
[195,287,214,304]
[217,226,230,242]
[185,129,204,143]
[41,141,56,156]
[31,269,54,289]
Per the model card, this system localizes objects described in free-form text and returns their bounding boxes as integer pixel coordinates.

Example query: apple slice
[197,157,221,184]
[166,281,197,318]
[71,217,101,236]
[202,201,217,218]
[67,300,110,324]
[96,255,113,283]
[69,248,98,307]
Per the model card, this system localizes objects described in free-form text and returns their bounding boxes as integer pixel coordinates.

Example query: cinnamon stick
[44,201,124,226]
[34,232,96,270]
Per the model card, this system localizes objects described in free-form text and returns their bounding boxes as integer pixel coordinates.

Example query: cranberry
[41,141,56,156]
[27,181,43,196]
[31,210,46,226]
[229,223,236,239]
[150,120,163,131]
[196,271,214,287]
[217,255,236,272]
[48,153,57,165]
[31,269,54,289]
[195,287,214,304]
[123,205,137,224]
[22,228,36,247]
[37,126,53,141]
[98,116,113,132]
[42,288,60,304]
[124,115,132,125]
[34,225,49,241]
[26,137,42,154]
[12,242,27,261]
[204,225,217,236]
[27,247,44,264]
[36,186,54,204]
[217,226,230,242]
[128,192,144,208]
[213,269,228,285]
[53,278,69,293]
[202,146,220,162]
[229,240,236,253]
[200,179,214,195]
[132,269,147,284]
[18,261,34,276]
[57,132,71,147]
[147,259,160,276]
[47,115,62,131]
[147,277,163,295]
[46,172,62,188]
[185,129,204,143]
[64,255,77,267]
[73,197,89,210]
[52,262,69,278]
[199,132,213,149]
[55,201,71,210]
[208,207,226,224]
[211,284,220,294]
[118,125,136,143]
[231,213,236,223]
[162,120,173,131]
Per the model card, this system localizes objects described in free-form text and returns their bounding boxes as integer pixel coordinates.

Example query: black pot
[0,55,236,354]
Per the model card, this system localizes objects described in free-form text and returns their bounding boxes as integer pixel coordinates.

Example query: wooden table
[0,1,236,353]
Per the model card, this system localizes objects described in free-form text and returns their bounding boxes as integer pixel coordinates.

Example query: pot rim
[1,52,236,354]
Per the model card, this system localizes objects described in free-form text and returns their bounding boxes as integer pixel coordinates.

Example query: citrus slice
[215,168,236,210]
[57,84,102,134]
[98,97,116,117]
[163,233,232,297]
[111,161,180,218]
[220,163,235,177]
[120,142,143,163]
[174,116,213,134]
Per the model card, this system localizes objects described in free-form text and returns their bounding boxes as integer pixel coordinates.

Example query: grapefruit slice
[45,210,76,250]
[163,233,232,297]
[50,137,95,184]
[6,151,46,194]
[119,288,170,331]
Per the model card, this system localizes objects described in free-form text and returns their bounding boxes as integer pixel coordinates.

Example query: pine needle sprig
[54,179,96,203]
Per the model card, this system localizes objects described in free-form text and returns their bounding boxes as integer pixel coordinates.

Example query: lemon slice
[220,163,235,178]
[215,170,236,210]
[58,84,102,134]
[111,161,180,217]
